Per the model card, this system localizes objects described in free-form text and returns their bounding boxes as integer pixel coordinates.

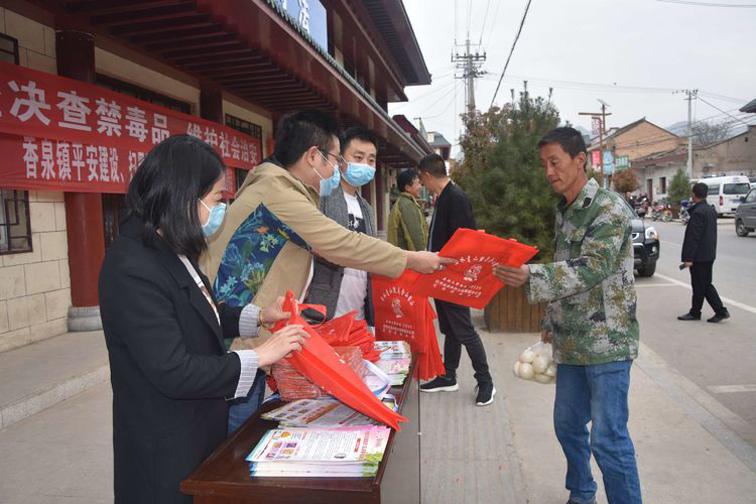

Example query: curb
[0,365,110,430]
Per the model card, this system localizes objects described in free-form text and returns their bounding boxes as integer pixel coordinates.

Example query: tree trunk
[484,286,544,333]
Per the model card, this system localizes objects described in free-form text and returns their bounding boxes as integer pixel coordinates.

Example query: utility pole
[579,100,612,188]
[452,34,486,114]
[675,89,698,178]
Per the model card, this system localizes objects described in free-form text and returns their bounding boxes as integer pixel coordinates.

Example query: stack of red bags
[372,272,445,381]
[272,346,365,401]
[313,312,381,362]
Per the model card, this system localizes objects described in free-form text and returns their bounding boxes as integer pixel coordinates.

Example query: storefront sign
[591,150,601,168]
[602,149,614,175]
[277,0,328,53]
[0,61,261,194]
[615,155,629,170]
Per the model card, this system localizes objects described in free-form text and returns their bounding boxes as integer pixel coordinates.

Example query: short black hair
[418,153,447,178]
[340,126,378,155]
[126,135,224,259]
[537,127,587,159]
[692,182,708,199]
[397,169,419,192]
[273,109,340,167]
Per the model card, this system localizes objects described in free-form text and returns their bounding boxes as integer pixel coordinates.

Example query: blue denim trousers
[554,360,642,504]
[227,369,266,436]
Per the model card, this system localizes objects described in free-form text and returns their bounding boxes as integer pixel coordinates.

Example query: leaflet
[246,426,390,469]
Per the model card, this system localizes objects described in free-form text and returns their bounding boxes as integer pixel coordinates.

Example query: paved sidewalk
[2,318,756,503]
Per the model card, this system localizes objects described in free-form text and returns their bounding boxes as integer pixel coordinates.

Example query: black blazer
[428,181,476,252]
[682,201,717,262]
[99,215,244,504]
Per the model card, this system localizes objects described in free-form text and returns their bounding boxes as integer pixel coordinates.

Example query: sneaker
[566,499,596,504]
[474,383,496,406]
[707,310,730,323]
[677,313,700,321]
[420,376,459,393]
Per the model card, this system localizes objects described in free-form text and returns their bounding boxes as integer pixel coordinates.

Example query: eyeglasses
[319,150,347,167]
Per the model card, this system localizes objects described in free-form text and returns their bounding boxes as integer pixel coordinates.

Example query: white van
[700,175,752,216]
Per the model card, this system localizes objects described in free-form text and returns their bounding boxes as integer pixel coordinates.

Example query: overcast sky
[387,0,756,156]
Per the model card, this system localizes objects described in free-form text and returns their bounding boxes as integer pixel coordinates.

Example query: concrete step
[0,330,109,429]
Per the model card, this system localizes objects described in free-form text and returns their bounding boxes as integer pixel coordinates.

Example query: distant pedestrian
[678,182,730,323]
[388,168,428,251]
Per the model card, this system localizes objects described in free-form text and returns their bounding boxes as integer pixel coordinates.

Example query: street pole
[452,34,486,115]
[579,101,612,188]
[686,89,698,179]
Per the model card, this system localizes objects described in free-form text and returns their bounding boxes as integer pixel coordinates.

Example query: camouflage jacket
[526,178,639,365]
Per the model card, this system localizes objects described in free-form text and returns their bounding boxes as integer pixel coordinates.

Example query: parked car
[624,201,660,277]
[735,188,756,237]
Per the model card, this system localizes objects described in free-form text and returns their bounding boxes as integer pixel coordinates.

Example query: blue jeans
[227,369,266,436]
[554,360,642,504]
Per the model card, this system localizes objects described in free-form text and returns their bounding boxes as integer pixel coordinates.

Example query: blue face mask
[200,200,227,237]
[342,162,376,187]
[315,152,342,196]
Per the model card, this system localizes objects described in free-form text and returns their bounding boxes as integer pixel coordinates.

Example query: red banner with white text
[0,60,261,194]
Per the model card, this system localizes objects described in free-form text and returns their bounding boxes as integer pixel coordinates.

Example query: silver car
[735,188,756,237]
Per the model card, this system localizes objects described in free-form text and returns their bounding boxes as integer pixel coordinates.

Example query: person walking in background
[416,153,496,407]
[99,136,308,503]
[494,127,642,504]
[388,168,429,251]
[307,126,380,325]
[678,182,730,323]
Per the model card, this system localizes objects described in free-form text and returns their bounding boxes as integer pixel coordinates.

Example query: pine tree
[668,168,691,208]
[453,92,561,261]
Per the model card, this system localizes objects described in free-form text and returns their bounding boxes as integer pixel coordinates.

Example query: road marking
[655,273,756,315]
[634,283,677,288]
[636,342,756,473]
[708,384,756,394]
[660,239,681,247]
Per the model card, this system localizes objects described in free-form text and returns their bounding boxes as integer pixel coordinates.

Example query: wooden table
[181,362,421,503]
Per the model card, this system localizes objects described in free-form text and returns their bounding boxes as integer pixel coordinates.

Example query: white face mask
[315,151,342,196]
[199,199,227,237]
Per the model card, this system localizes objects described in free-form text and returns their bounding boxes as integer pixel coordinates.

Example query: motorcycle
[679,200,690,225]
[651,202,673,222]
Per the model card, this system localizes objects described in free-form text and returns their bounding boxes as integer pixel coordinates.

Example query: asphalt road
[635,218,756,445]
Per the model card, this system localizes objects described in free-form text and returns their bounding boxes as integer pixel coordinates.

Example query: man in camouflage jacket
[495,127,642,504]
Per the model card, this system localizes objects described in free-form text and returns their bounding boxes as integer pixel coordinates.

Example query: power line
[490,0,534,108]
[657,0,756,7]
[482,0,504,49]
[478,0,492,45]
[698,96,753,127]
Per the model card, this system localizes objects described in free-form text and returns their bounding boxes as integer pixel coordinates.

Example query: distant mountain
[574,125,592,143]
[666,120,753,142]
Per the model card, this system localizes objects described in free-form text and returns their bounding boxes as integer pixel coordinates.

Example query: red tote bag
[410,228,538,309]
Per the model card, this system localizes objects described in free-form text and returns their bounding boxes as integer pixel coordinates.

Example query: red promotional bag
[373,272,445,381]
[411,228,538,309]
[272,291,408,430]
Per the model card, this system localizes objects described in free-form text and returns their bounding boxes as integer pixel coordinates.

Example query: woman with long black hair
[99,135,308,503]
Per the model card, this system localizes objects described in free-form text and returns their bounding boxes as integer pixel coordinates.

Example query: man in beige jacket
[204,110,449,433]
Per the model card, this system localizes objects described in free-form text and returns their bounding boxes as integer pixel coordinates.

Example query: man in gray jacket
[307,127,379,326]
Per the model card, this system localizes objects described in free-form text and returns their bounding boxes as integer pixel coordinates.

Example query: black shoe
[677,313,701,321]
[566,499,596,504]
[474,383,496,406]
[420,376,459,393]
[707,310,730,323]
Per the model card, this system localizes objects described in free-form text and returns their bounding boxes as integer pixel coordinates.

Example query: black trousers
[689,261,725,316]
[434,299,492,385]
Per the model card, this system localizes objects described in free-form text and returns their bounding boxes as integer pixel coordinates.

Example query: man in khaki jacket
[203,110,449,433]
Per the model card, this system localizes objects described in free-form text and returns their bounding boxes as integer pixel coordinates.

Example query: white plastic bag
[513,341,556,385]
